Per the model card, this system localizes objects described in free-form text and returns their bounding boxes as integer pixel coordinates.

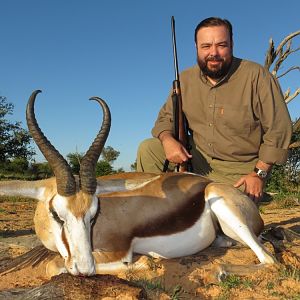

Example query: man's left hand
[234,172,264,204]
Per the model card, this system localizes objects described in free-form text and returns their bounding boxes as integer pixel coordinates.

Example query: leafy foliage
[95,160,114,176]
[266,130,300,193]
[5,157,29,173]
[131,160,137,171]
[101,146,120,164]
[30,162,54,178]
[66,146,122,176]
[0,96,35,163]
[67,152,83,174]
[0,160,54,180]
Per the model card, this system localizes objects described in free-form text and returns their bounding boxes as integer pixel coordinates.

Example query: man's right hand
[159,131,192,164]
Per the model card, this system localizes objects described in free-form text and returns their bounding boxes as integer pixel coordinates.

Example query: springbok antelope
[0,90,276,278]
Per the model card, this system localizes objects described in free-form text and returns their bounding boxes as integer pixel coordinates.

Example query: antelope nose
[78,269,95,277]
[77,264,96,276]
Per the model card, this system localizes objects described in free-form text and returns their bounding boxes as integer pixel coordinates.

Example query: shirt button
[209,123,213,127]
[208,143,212,147]
[209,104,213,108]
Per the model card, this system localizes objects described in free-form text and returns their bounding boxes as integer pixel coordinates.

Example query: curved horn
[26,90,76,196]
[80,97,111,195]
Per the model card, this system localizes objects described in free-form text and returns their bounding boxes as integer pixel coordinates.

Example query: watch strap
[254,167,268,178]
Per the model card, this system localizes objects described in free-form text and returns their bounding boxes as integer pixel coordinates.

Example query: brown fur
[46,256,65,278]
[42,178,58,198]
[93,251,129,264]
[34,201,54,250]
[99,172,158,181]
[92,173,211,255]
[61,228,71,265]
[67,191,93,218]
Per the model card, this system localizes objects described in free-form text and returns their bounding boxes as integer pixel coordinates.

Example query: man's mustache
[206,56,224,62]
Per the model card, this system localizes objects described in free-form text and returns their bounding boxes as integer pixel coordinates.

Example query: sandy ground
[0,196,299,299]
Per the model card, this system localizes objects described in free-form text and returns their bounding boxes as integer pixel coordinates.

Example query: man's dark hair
[194,17,233,44]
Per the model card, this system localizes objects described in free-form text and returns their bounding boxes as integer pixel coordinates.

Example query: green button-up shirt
[152,57,292,164]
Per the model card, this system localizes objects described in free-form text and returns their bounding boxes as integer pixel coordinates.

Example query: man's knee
[137,138,157,156]
[136,138,165,173]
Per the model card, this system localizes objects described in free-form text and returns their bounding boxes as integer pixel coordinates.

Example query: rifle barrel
[171,16,179,81]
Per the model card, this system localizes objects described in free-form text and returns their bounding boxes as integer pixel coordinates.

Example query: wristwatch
[254,167,268,179]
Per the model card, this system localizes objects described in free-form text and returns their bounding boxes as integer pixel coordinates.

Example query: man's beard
[197,56,232,80]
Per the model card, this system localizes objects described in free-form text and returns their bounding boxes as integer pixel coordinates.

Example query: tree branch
[285,88,300,104]
[264,30,300,108]
[277,66,300,79]
[274,30,300,57]
[264,38,275,69]
[264,30,300,73]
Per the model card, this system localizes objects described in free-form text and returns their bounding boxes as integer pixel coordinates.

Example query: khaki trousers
[136,138,258,186]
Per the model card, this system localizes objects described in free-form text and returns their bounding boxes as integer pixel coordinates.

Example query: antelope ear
[39,186,57,202]
[0,178,56,202]
[27,178,58,202]
[34,177,59,202]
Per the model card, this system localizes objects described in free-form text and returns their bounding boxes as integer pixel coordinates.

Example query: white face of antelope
[48,192,98,276]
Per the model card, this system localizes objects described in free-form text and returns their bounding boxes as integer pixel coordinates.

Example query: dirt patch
[0,197,299,299]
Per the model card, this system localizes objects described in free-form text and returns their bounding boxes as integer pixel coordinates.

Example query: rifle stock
[172,81,188,172]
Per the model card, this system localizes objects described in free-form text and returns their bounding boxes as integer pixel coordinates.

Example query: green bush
[266,130,300,194]
[96,160,114,176]
[29,162,54,179]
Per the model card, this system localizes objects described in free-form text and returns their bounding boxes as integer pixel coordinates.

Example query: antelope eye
[50,208,64,226]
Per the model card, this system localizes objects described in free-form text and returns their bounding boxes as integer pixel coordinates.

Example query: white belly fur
[132,203,216,258]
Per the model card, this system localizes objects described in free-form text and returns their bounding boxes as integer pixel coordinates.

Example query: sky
[1,0,299,170]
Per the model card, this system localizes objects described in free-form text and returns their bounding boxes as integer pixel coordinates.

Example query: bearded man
[136,17,292,203]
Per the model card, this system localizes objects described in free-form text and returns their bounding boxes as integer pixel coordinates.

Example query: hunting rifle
[163,16,193,173]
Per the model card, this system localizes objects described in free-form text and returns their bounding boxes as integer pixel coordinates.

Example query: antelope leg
[206,183,276,264]
[46,256,67,278]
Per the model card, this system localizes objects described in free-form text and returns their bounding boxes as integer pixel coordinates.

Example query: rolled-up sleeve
[256,71,292,164]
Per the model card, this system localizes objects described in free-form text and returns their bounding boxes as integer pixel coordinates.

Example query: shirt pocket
[215,104,251,135]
